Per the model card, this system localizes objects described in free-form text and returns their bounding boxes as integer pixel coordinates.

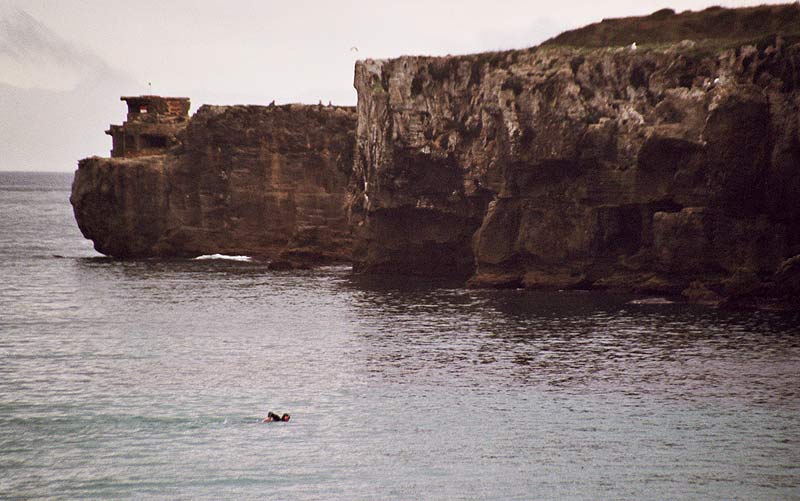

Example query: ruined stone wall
[72,104,356,266]
[107,96,191,158]
[349,10,800,307]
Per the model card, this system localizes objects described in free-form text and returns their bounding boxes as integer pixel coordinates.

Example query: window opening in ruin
[141,134,168,149]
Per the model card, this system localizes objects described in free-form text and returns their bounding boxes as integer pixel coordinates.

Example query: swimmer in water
[263,411,290,422]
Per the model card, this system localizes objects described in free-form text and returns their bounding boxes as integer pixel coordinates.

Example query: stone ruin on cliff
[106,96,190,158]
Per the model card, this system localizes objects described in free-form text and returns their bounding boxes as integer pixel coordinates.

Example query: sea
[1,171,799,499]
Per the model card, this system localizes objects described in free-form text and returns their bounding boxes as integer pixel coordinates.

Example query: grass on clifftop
[543,3,800,48]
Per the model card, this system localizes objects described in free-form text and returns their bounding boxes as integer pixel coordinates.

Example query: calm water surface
[1,172,799,499]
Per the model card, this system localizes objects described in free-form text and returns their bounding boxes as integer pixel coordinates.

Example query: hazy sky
[0,0,792,171]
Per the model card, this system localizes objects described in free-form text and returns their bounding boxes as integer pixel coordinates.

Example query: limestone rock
[348,4,800,308]
[72,103,357,265]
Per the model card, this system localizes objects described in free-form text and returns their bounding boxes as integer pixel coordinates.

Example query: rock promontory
[348,4,800,308]
[71,98,356,266]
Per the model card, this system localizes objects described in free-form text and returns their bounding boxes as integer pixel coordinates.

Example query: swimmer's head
[281,413,290,422]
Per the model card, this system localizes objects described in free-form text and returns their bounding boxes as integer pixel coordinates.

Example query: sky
[0,0,793,171]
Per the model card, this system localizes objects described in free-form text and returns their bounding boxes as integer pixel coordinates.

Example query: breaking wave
[193,254,252,262]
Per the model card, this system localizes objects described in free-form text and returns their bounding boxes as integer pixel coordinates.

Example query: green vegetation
[543,3,800,48]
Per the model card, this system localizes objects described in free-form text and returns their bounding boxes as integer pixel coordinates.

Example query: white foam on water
[194,254,252,262]
[628,297,674,305]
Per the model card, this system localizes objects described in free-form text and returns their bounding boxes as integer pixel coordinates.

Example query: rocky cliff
[72,104,356,266]
[349,4,800,308]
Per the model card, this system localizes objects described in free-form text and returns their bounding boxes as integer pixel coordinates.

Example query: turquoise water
[1,172,799,499]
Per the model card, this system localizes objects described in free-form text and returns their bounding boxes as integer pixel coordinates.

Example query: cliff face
[349,4,800,307]
[72,104,356,266]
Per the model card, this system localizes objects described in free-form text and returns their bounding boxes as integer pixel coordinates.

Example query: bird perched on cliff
[629,42,637,50]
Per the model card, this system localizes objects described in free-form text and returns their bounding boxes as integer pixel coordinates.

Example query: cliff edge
[348,4,800,308]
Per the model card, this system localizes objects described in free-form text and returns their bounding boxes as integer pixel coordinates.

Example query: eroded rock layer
[72,104,356,266]
[349,4,800,307]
